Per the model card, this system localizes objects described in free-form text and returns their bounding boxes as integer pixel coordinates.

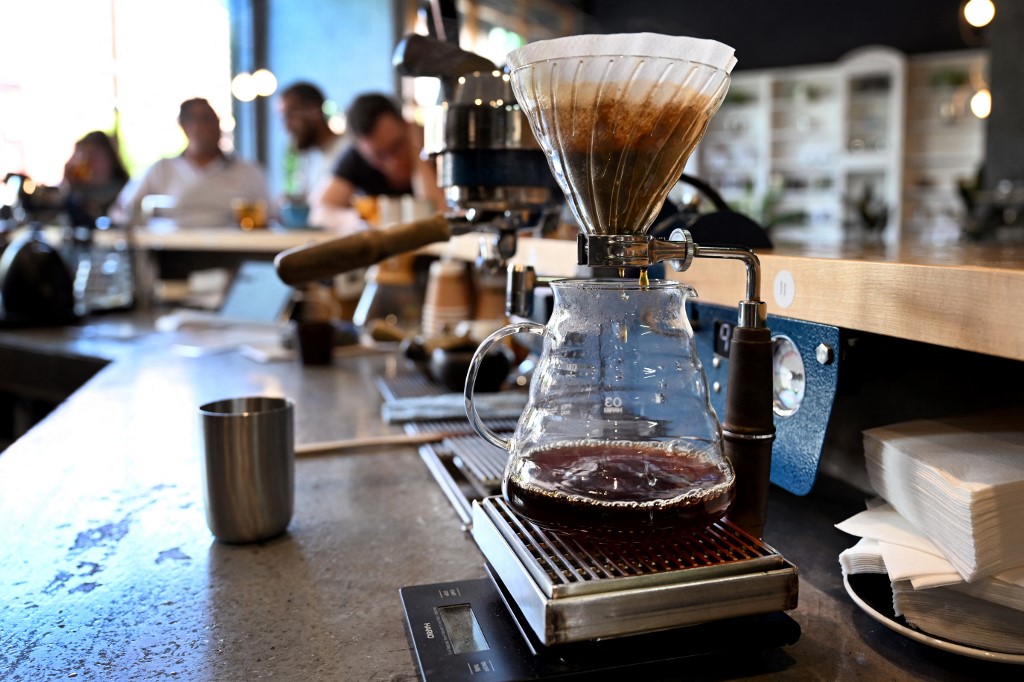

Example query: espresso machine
[275,30,801,680]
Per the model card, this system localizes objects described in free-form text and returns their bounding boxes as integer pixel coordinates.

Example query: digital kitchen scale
[401,574,800,681]
[400,497,800,681]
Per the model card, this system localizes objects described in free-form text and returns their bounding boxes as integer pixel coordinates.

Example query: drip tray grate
[375,374,444,402]
[403,417,519,437]
[485,497,785,598]
[472,496,799,645]
[446,434,509,490]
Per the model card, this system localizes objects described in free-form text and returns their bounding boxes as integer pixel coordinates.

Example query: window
[0,0,232,186]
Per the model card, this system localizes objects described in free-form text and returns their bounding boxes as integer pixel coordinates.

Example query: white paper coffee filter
[507,33,737,74]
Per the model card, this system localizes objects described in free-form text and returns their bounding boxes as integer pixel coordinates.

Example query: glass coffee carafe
[464,34,738,534]
[466,279,733,533]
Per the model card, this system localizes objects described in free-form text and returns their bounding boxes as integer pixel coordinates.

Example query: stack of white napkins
[838,503,1024,654]
[862,409,1024,581]
[836,408,1024,654]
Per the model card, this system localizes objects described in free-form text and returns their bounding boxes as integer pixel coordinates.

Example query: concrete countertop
[0,327,480,680]
[0,319,1021,680]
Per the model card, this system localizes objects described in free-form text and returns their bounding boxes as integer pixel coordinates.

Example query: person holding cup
[61,130,130,228]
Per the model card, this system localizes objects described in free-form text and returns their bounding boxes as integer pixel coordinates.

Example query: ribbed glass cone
[509,55,730,237]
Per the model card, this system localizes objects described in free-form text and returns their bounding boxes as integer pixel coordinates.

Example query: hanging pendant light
[963,0,996,28]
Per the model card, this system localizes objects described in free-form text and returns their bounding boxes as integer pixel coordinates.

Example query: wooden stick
[295,431,451,457]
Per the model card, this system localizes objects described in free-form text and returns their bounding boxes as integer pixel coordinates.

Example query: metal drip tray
[404,417,518,437]
[418,435,512,525]
[446,434,509,491]
[376,374,444,401]
[472,496,799,645]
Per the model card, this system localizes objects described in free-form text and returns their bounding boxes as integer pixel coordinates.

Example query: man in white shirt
[278,82,346,208]
[118,98,269,228]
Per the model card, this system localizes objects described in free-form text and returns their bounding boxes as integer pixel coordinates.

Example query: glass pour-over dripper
[506,33,734,239]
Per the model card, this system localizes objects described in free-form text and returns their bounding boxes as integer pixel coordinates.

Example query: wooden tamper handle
[274,214,452,285]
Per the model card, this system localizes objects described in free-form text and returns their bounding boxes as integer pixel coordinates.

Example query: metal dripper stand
[576,230,775,539]
[458,34,798,657]
[474,233,791,652]
[507,229,775,538]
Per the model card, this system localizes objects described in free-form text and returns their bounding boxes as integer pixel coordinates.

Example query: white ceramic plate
[843,573,1024,665]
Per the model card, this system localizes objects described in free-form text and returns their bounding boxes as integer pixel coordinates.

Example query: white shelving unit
[837,47,907,246]
[699,73,771,205]
[902,50,988,245]
[695,47,987,247]
[767,64,844,245]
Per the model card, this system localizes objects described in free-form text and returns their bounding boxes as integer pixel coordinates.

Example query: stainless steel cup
[200,396,294,543]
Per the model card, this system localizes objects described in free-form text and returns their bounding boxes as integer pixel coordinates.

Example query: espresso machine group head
[396,33,562,270]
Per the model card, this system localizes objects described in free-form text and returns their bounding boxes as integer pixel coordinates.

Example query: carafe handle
[464,321,546,451]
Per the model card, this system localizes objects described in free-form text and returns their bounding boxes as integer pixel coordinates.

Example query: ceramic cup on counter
[199,396,294,543]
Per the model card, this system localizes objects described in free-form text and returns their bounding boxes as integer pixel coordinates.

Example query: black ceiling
[577,0,979,70]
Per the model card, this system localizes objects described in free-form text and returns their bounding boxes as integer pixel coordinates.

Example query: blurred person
[117,98,269,228]
[61,130,130,227]
[319,92,445,212]
[316,93,446,321]
[278,81,346,208]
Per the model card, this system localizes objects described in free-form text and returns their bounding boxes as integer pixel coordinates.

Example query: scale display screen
[438,604,490,654]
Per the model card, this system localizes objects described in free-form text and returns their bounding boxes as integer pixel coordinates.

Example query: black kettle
[0,224,77,326]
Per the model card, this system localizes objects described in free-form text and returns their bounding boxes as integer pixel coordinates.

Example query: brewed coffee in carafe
[465,34,737,534]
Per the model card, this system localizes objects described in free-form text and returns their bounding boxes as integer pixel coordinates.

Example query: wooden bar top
[129,226,337,253]
[671,242,1024,362]
[446,236,1024,362]
[119,224,1024,361]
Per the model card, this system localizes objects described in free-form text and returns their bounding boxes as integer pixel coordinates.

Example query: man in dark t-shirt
[331,142,411,197]
[320,93,445,211]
